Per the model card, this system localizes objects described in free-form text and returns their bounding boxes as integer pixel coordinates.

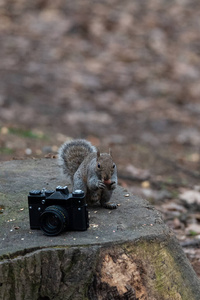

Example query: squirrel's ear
[109,148,112,157]
[97,148,100,159]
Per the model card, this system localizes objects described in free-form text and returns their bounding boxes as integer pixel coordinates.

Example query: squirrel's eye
[97,163,101,168]
[113,163,115,168]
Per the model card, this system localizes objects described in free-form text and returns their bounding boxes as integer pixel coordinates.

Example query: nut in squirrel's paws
[104,180,116,190]
[104,179,111,185]
[104,180,116,185]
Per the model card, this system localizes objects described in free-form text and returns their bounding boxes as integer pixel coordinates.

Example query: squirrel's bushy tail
[58,139,96,181]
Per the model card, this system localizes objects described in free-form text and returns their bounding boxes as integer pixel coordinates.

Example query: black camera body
[28,186,89,236]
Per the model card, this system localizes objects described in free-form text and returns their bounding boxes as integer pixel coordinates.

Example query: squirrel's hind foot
[101,202,117,209]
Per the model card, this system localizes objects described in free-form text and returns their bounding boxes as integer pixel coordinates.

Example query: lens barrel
[40,205,68,236]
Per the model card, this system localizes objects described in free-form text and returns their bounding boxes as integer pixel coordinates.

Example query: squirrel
[58,139,118,209]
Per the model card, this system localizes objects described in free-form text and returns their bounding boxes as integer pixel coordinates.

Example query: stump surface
[0,158,200,300]
[0,158,165,256]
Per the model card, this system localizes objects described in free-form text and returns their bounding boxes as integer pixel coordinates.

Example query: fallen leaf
[125,164,150,180]
[173,217,183,230]
[179,189,200,205]
[162,202,187,213]
[186,224,200,236]
[141,181,150,188]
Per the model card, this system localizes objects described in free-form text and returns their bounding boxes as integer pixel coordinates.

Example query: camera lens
[39,205,68,236]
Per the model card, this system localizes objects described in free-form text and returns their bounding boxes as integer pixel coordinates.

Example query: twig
[118,173,191,189]
[156,153,200,179]
[118,173,150,182]
[180,239,200,248]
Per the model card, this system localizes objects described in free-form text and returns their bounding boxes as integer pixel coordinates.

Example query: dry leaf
[179,190,200,205]
[126,164,150,180]
[186,224,200,236]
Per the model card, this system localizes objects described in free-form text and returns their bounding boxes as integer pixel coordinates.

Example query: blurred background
[1,0,200,276]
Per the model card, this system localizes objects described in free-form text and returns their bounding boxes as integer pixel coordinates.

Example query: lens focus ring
[39,205,68,236]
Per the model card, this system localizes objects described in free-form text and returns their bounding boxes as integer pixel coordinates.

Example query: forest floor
[1,0,200,278]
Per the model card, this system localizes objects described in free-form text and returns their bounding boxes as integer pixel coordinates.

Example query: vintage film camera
[28,186,89,236]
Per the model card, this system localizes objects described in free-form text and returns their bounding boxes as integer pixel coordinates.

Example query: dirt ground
[1,0,200,278]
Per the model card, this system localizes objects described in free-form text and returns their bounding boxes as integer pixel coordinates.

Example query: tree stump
[0,158,200,300]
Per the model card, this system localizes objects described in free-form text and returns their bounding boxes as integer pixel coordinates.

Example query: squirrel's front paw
[110,181,117,190]
[97,180,106,189]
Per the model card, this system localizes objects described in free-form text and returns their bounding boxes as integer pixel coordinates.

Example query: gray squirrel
[58,139,118,209]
